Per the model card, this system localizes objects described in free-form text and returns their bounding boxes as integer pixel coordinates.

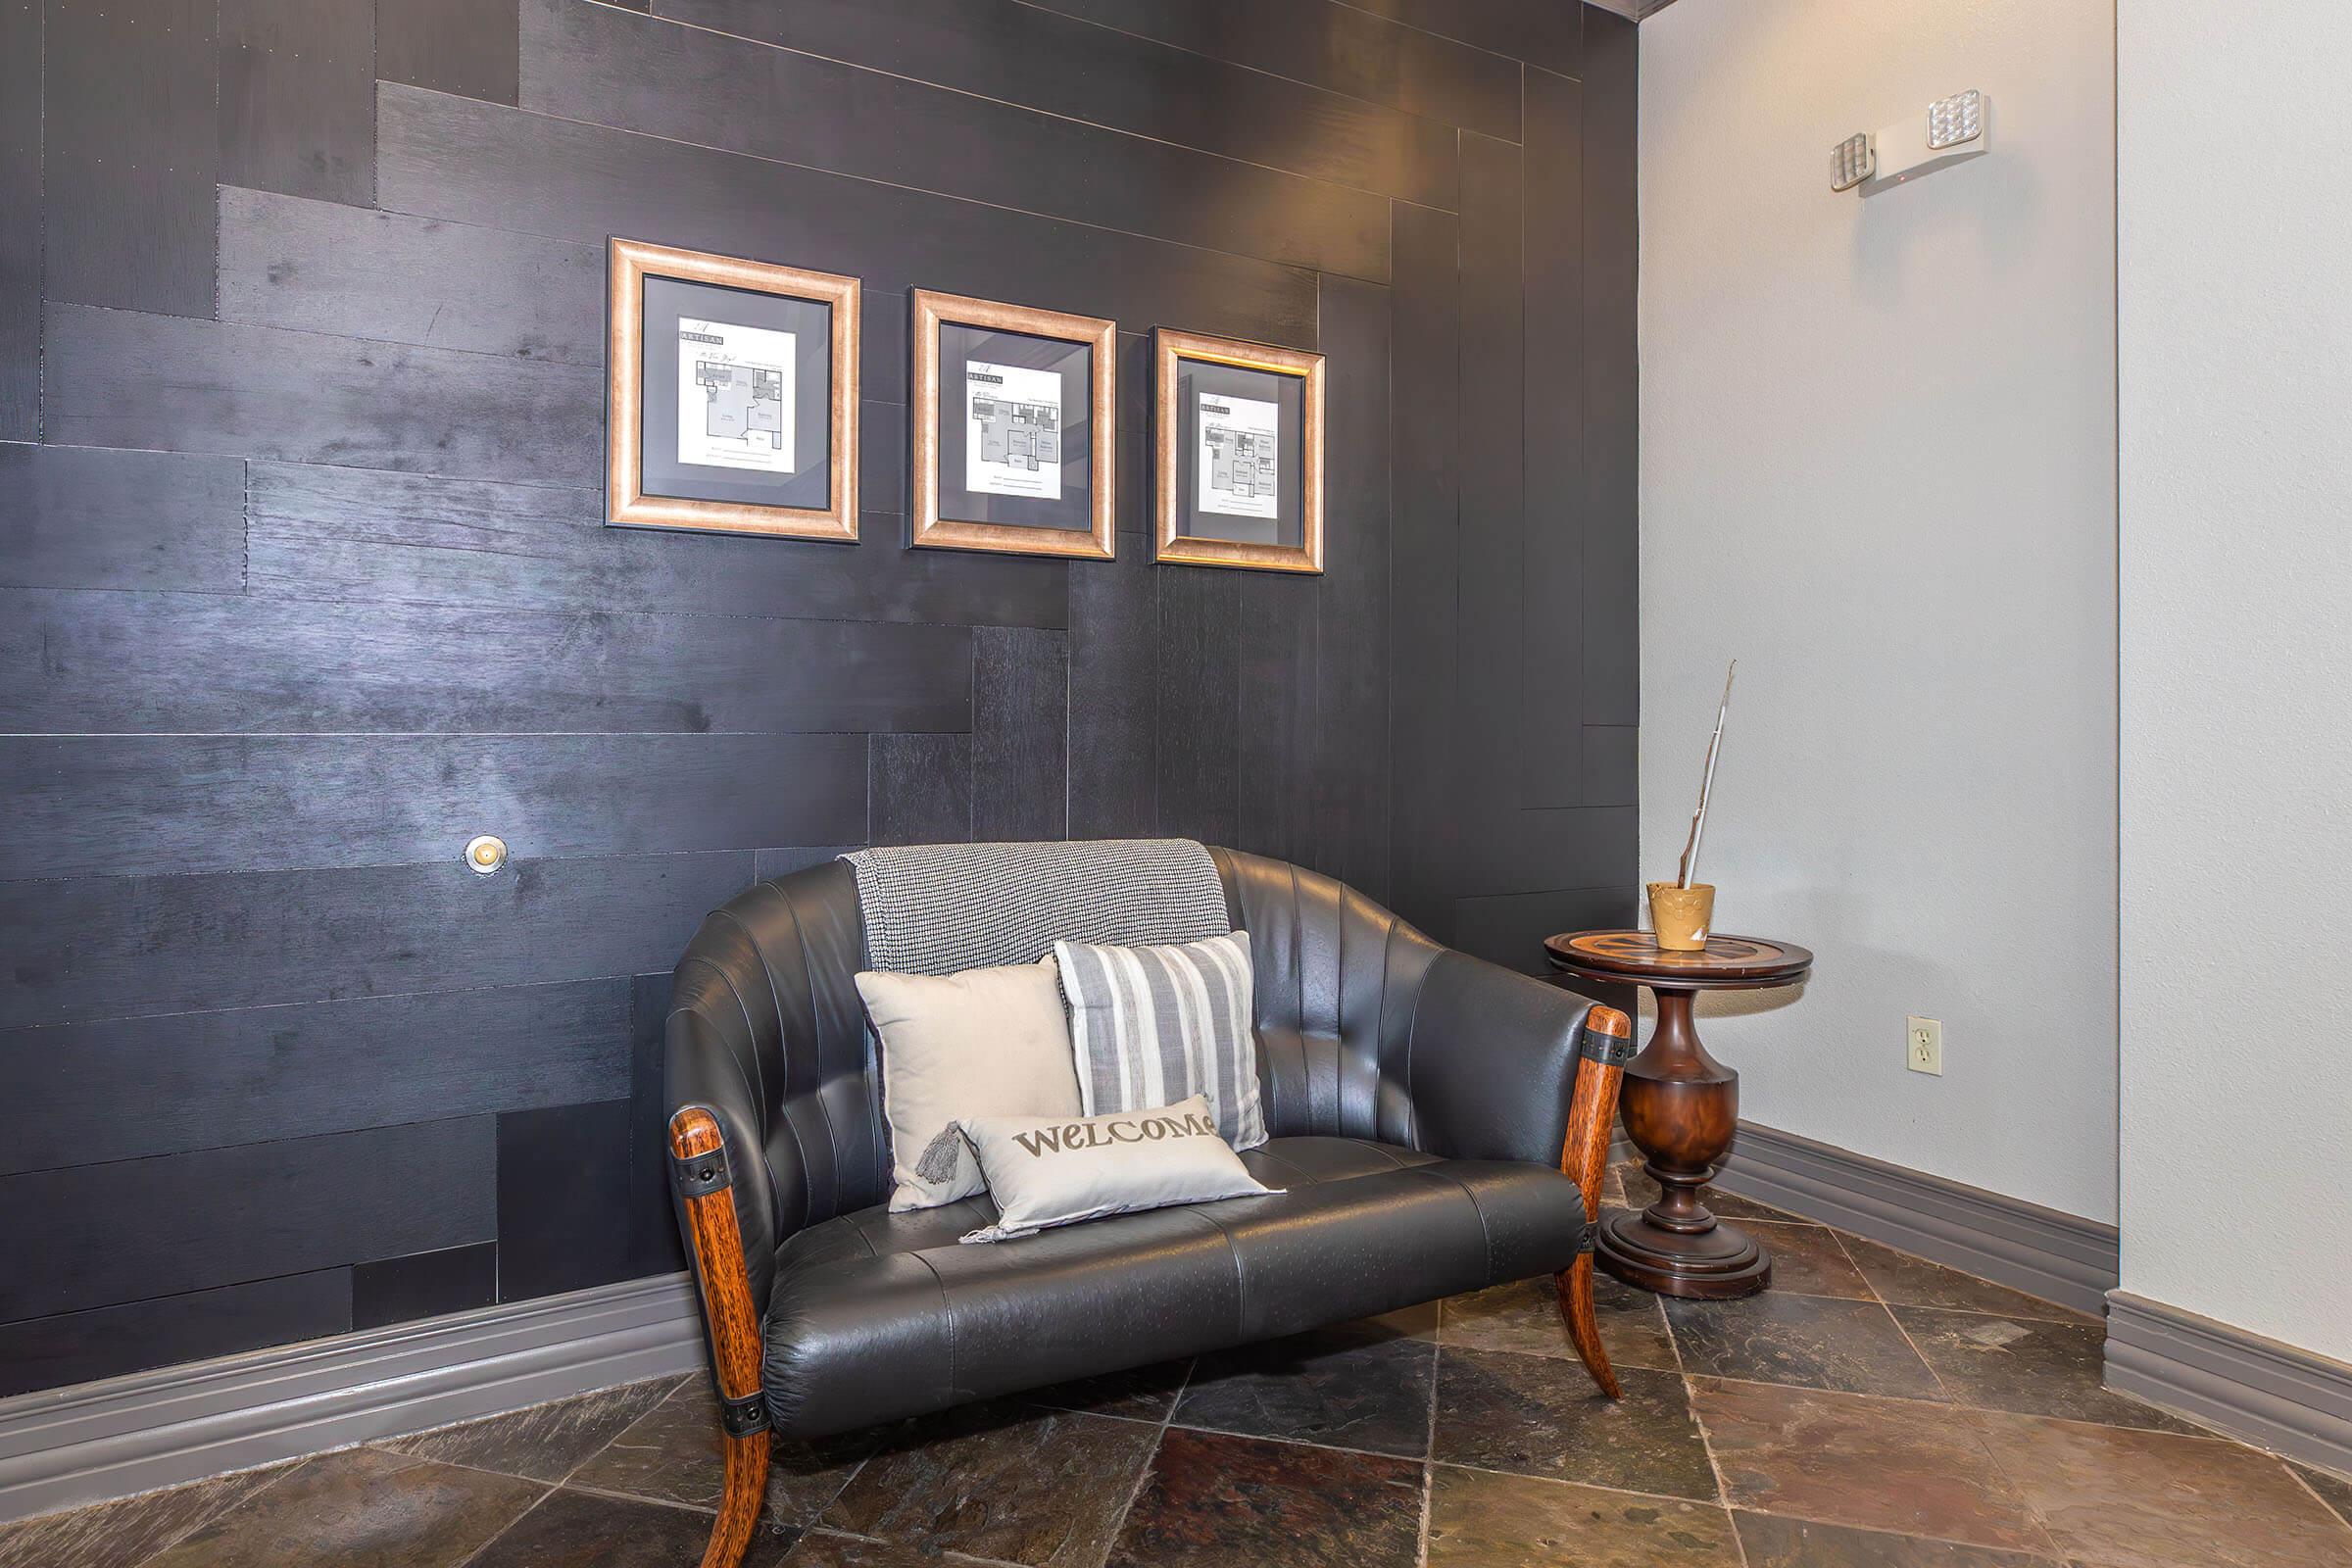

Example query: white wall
[2117,3,2352,1358]
[1639,0,2119,1222]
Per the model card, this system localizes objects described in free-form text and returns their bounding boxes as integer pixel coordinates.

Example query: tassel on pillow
[911,1123,969,1188]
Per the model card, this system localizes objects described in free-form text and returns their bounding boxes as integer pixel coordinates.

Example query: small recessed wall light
[464,834,509,874]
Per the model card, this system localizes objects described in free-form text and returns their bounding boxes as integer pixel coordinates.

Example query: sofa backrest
[664,845,1446,1296]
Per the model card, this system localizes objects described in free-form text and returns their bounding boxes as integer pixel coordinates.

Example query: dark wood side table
[1544,930,1814,1299]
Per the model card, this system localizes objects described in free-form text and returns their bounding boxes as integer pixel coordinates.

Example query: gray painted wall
[1635,0,2119,1224]
[2118,0,2352,1363]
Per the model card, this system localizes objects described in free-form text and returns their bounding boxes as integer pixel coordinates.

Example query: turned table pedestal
[1543,930,1813,1300]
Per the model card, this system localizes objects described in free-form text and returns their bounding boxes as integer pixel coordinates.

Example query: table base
[1597,1206,1772,1299]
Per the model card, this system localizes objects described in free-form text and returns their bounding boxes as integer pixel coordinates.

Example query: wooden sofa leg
[1555,1255,1619,1400]
[670,1106,774,1568]
[1555,1004,1633,1399]
[705,1429,772,1568]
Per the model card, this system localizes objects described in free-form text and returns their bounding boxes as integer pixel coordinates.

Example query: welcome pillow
[953,1095,1279,1243]
[856,956,1082,1212]
[1054,931,1268,1151]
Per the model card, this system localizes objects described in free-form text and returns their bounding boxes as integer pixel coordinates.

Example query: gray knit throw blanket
[840,839,1231,978]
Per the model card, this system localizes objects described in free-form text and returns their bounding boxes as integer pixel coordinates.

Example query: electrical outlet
[1907,1015,1943,1076]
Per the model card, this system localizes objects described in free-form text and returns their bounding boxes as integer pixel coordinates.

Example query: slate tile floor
[9,1169,2352,1568]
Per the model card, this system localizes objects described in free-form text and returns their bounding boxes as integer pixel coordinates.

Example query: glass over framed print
[607,238,859,540]
[1152,328,1326,573]
[910,290,1115,561]
[1152,328,1324,573]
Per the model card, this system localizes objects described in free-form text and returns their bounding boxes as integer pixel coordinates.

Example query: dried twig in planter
[1677,661,1737,890]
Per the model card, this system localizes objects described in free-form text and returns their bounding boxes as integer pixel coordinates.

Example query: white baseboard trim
[0,1273,706,1524]
[2105,1292,2352,1478]
[1642,1120,2122,1319]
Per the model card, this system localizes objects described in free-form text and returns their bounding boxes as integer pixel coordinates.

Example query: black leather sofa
[663,847,1630,1568]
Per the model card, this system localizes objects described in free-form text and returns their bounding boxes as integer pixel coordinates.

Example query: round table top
[1544,930,1814,991]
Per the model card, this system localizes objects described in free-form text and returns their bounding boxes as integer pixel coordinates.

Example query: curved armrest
[1557,1004,1632,1224]
[665,1005,788,1318]
[1403,950,1630,1196]
[668,1106,776,1568]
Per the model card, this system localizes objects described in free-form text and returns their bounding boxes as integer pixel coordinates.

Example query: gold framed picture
[606,238,859,541]
[1152,328,1324,573]
[909,290,1116,561]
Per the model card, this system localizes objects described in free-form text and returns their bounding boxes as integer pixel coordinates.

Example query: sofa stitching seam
[908,1249,957,1398]
[777,893,851,1222]
[1248,1149,1313,1185]
[678,952,792,1240]
[1426,1165,1497,1278]
[1183,1204,1252,1343]
[1339,1136,1411,1170]
[1400,952,1426,1153]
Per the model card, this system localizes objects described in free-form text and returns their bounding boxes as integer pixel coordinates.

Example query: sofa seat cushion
[760,1136,1588,1439]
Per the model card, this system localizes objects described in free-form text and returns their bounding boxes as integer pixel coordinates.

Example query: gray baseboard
[32,1133,2325,1524]
[1636,1120,2122,1319]
[2105,1292,2352,1478]
[0,1273,706,1525]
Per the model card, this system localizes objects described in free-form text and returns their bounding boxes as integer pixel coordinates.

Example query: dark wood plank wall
[0,0,1638,1398]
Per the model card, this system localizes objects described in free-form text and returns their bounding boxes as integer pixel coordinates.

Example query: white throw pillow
[1054,931,1268,1151]
[856,956,1082,1212]
[953,1094,1280,1243]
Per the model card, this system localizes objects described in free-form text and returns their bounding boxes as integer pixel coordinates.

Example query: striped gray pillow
[1052,931,1268,1152]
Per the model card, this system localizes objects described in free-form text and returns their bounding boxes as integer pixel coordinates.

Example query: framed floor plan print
[1152,328,1324,573]
[910,290,1115,560]
[607,239,859,540]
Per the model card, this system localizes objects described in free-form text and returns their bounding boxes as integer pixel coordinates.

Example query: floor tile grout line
[113,1454,314,1568]
[1684,1370,2243,1442]
[545,1375,693,1494]
[363,1443,592,1495]
[1654,1264,1753,1560]
[1864,1277,1961,1404]
[2282,1464,2352,1544]
[1113,1355,1723,1510]
[368,1374,689,1500]
[1158,1418,1426,1471]
[1817,1223,1890,1312]
[1724,1502,2076,1563]
[1418,1329,1443,1568]
[793,1521,1031,1567]
[1940,1404,2073,1560]
[1826,1229,2095,1324]
[1424,1455,1740,1511]
[557,1479,726,1519]
[1094,1354,1197,1562]
[447,1480,559,1568]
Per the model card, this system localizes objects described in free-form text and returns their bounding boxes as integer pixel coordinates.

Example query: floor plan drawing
[972,395,1061,472]
[1206,427,1275,500]
[964,360,1064,500]
[1197,392,1280,520]
[675,318,797,473]
[698,361,786,451]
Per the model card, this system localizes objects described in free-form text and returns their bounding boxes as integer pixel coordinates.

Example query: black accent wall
[0,0,1638,1396]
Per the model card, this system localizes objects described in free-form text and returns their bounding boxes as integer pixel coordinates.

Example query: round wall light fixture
[463,834,509,875]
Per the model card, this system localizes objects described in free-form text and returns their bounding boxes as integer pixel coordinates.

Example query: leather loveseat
[663,846,1630,1568]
